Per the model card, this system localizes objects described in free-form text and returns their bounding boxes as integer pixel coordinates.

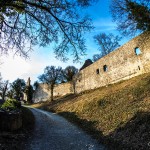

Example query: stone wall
[33,82,73,103]
[0,110,22,131]
[75,32,150,93]
[33,32,150,102]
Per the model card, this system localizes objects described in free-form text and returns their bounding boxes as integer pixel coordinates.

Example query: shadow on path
[24,107,106,150]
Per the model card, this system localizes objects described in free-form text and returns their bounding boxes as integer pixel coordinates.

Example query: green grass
[32,72,150,149]
[1,99,21,110]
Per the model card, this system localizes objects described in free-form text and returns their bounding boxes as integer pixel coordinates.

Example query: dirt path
[24,108,106,150]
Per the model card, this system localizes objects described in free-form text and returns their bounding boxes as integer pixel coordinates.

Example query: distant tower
[24,77,32,102]
[27,77,31,86]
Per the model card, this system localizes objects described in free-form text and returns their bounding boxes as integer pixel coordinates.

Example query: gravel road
[24,108,106,150]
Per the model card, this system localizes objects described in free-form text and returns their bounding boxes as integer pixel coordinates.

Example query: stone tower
[27,77,31,86]
[23,77,31,102]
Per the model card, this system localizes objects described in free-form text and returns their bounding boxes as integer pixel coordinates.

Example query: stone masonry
[33,82,73,102]
[33,32,150,103]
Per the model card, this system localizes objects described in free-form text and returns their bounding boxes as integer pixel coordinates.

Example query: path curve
[24,107,106,150]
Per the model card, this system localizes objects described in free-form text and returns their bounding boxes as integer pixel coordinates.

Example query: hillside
[32,72,150,150]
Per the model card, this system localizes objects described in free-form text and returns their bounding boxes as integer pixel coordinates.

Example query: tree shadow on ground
[57,111,150,150]
[57,111,107,147]
[106,111,150,150]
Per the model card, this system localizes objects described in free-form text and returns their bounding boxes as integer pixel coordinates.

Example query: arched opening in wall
[135,47,142,55]
[103,65,108,72]
[96,69,100,74]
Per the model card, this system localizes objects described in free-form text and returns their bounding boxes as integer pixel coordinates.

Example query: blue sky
[0,0,131,84]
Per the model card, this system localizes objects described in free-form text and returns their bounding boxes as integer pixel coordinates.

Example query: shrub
[1,99,21,111]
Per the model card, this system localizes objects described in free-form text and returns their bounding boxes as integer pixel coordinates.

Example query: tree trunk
[2,84,7,101]
[72,80,76,94]
[50,84,54,101]
[2,91,5,101]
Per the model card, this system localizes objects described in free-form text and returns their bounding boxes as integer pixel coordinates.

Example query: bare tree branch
[0,0,95,62]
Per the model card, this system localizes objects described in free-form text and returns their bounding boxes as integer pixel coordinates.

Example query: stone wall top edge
[38,81,72,87]
[80,31,150,72]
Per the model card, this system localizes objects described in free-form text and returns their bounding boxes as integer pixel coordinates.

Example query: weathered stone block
[0,110,22,131]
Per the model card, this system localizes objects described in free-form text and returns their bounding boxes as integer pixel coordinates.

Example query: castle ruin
[33,32,150,103]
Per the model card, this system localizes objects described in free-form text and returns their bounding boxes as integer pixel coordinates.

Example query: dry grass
[32,73,150,149]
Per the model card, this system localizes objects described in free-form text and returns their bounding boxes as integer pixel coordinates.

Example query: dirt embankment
[32,73,150,150]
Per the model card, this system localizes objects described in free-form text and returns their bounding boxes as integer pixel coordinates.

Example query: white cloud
[0,54,30,82]
[92,19,117,33]
[0,47,83,84]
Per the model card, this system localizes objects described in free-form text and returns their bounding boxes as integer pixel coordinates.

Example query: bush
[1,99,21,111]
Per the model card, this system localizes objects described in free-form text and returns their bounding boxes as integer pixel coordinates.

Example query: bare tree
[92,54,102,62]
[93,33,122,61]
[1,80,9,101]
[0,74,9,100]
[110,0,150,36]
[0,0,97,62]
[39,66,63,101]
[63,66,78,82]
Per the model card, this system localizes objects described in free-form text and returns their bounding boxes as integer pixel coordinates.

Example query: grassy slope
[32,73,150,150]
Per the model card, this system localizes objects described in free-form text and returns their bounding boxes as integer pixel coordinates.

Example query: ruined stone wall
[33,32,150,102]
[0,111,22,131]
[33,82,73,103]
[75,32,150,93]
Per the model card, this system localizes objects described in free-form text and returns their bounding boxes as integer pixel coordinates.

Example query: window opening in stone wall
[138,66,140,70]
[103,65,108,72]
[135,47,142,55]
[96,69,100,74]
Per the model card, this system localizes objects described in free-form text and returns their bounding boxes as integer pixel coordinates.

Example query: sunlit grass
[31,72,150,149]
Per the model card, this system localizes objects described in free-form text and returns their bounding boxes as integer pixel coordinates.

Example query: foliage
[0,0,96,62]
[63,66,78,82]
[93,33,121,61]
[1,99,21,111]
[25,85,33,103]
[33,81,39,90]
[39,66,63,101]
[110,0,150,36]
[10,78,26,100]
[7,89,14,99]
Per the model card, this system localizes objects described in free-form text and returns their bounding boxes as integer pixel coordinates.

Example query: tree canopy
[0,0,97,62]
[10,78,26,100]
[39,66,63,101]
[25,84,33,103]
[63,66,78,82]
[110,0,150,35]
